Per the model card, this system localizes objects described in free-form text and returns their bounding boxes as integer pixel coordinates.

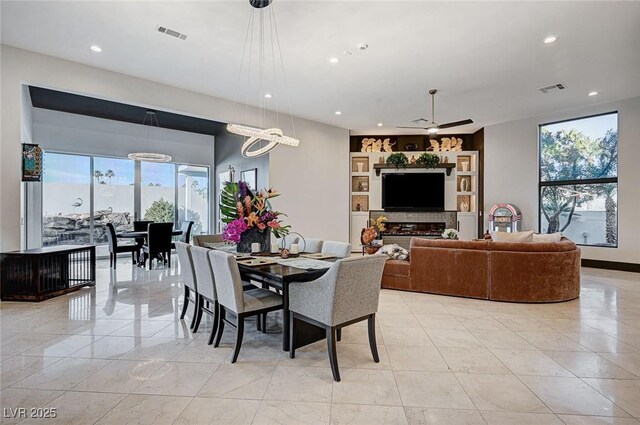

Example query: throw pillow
[533,232,562,243]
[379,244,409,261]
[491,230,534,243]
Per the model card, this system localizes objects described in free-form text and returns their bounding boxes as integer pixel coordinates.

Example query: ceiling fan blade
[396,126,428,129]
[437,119,474,129]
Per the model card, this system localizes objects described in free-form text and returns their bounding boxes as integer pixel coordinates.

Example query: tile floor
[1,258,639,424]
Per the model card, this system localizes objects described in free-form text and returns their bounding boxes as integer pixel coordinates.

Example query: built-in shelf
[373,163,456,176]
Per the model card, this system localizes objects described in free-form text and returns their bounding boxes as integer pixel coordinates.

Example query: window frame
[537,111,619,248]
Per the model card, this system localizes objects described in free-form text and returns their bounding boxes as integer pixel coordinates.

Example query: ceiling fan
[397,89,473,136]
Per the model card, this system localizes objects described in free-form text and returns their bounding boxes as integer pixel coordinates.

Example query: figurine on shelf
[355,203,361,211]
[382,138,395,152]
[483,230,493,240]
[378,156,385,164]
[460,201,469,212]
[409,155,417,164]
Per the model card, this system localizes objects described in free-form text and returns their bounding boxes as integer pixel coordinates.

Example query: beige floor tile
[544,351,638,379]
[94,394,191,425]
[458,317,510,331]
[75,319,132,336]
[404,407,486,425]
[264,366,333,402]
[562,333,639,353]
[600,353,640,376]
[480,411,564,425]
[17,357,111,390]
[70,335,141,359]
[331,369,402,405]
[331,404,408,425]
[414,314,465,330]
[108,320,173,337]
[119,337,192,360]
[0,333,59,356]
[426,329,484,348]
[170,338,233,363]
[517,331,590,351]
[253,400,331,425]
[456,373,550,413]
[386,345,449,371]
[394,371,475,409]
[18,391,125,425]
[583,378,640,418]
[558,415,640,424]
[22,334,99,357]
[495,316,553,332]
[469,329,536,350]
[339,325,384,345]
[439,347,510,374]
[287,342,390,370]
[173,397,260,425]
[73,359,165,393]
[0,388,64,425]
[378,313,421,328]
[519,375,630,417]
[380,326,432,346]
[134,361,216,396]
[0,356,62,388]
[197,363,275,399]
[491,349,574,377]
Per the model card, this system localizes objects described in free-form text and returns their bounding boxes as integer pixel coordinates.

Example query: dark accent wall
[349,134,474,152]
[472,128,485,238]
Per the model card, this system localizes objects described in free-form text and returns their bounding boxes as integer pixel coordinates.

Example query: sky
[542,112,617,140]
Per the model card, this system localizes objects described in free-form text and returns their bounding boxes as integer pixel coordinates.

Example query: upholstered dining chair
[142,222,173,269]
[190,245,220,340]
[208,250,283,363]
[172,220,194,249]
[321,240,352,258]
[105,223,139,269]
[303,238,324,253]
[175,242,199,330]
[288,255,387,381]
[192,234,223,247]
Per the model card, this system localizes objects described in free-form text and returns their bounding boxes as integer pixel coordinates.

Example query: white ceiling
[2,1,640,135]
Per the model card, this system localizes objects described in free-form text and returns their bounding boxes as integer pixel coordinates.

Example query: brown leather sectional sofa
[382,237,580,303]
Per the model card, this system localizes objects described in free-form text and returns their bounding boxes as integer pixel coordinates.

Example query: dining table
[236,256,337,352]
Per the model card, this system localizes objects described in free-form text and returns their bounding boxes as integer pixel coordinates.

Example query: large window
[539,112,618,247]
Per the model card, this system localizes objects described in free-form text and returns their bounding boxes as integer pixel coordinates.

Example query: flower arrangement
[416,152,440,168]
[220,181,290,244]
[361,215,388,254]
[441,228,458,239]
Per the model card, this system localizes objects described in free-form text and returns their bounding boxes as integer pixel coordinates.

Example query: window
[539,112,618,247]
[178,165,209,234]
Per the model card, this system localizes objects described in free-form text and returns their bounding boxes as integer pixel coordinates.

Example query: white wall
[0,45,350,251]
[485,96,640,263]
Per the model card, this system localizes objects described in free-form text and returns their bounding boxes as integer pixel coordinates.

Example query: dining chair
[172,220,194,249]
[303,238,324,253]
[190,245,219,340]
[175,242,199,330]
[321,240,352,258]
[288,255,387,381]
[192,234,223,247]
[142,222,173,269]
[209,250,283,363]
[133,220,154,254]
[105,223,139,269]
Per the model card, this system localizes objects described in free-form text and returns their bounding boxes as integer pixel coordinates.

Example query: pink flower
[267,220,280,229]
[257,223,266,231]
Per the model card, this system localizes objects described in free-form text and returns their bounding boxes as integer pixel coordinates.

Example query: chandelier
[227,0,299,158]
[128,110,172,163]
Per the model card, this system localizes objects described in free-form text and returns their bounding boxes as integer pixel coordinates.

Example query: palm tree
[94,170,104,184]
[105,169,115,185]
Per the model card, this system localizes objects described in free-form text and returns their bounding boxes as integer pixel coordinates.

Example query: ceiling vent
[538,83,566,94]
[156,25,187,40]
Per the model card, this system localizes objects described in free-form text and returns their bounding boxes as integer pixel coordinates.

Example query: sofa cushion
[533,232,563,243]
[383,259,410,277]
[488,238,577,252]
[410,238,489,251]
[492,230,534,243]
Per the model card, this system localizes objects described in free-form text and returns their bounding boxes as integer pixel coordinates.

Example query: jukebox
[488,203,522,233]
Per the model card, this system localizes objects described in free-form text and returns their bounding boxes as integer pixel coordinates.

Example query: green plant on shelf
[416,152,440,168]
[386,153,409,169]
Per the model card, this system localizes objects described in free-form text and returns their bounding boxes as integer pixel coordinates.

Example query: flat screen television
[382,173,445,211]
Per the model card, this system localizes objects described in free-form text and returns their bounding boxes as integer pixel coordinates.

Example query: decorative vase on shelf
[409,155,417,164]
[357,162,364,173]
[238,228,271,253]
[461,161,469,172]
[461,178,469,192]
[460,201,469,212]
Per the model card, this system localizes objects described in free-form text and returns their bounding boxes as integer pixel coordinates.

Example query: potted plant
[386,153,408,169]
[416,152,440,168]
[220,181,290,252]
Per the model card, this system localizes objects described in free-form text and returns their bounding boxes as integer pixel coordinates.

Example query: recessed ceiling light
[90,45,102,53]
[543,36,557,44]
[588,91,599,96]
[377,123,383,127]
[335,111,342,115]
[264,93,272,99]
[329,57,339,64]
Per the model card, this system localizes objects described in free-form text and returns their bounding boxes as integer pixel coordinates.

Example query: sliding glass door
[178,165,209,235]
[141,162,176,223]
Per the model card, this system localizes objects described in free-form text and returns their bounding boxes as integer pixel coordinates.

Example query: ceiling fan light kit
[398,89,473,136]
[227,0,299,158]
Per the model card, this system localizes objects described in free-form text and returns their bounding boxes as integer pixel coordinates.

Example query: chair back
[180,221,194,243]
[190,246,216,301]
[192,234,223,247]
[304,238,324,253]
[327,255,387,325]
[147,222,173,252]
[175,241,197,292]
[105,223,118,251]
[208,250,245,314]
[134,220,154,232]
[322,240,352,258]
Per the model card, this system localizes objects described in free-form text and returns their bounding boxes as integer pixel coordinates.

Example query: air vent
[156,25,187,40]
[538,83,566,94]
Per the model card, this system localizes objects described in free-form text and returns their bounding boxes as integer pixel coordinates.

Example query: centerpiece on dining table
[220,181,290,253]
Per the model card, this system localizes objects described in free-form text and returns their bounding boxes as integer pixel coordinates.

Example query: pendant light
[227,0,299,158]
[128,110,172,163]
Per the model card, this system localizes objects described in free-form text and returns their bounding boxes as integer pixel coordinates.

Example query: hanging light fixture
[227,0,299,158]
[128,110,172,163]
